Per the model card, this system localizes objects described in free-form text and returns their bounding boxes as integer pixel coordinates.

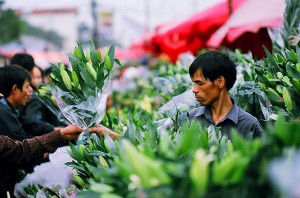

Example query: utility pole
[227,0,233,16]
[0,0,3,19]
[91,0,99,47]
[144,0,150,33]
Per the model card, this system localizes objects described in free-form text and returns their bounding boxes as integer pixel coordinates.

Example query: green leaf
[96,63,105,90]
[114,58,122,66]
[263,45,278,68]
[289,49,298,63]
[78,64,96,89]
[104,132,118,155]
[68,53,81,77]
[106,112,113,129]
[286,62,300,79]
[68,142,84,162]
[89,40,99,69]
[77,41,87,62]
[90,183,114,193]
[273,116,289,144]
[88,150,107,157]
[107,45,115,66]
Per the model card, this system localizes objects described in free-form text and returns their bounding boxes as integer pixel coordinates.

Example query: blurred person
[10,53,66,127]
[10,53,35,72]
[180,51,263,138]
[31,65,44,90]
[43,67,52,85]
[0,124,120,198]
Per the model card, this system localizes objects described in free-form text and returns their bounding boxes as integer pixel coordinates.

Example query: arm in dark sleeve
[0,130,65,167]
[22,115,55,136]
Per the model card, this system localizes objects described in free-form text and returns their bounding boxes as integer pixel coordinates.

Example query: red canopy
[150,0,247,62]
[207,0,284,57]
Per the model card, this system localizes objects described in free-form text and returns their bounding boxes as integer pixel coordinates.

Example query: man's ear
[216,76,225,89]
[10,84,19,95]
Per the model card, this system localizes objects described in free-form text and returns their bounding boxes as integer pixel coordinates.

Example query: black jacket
[20,92,68,127]
[0,98,54,141]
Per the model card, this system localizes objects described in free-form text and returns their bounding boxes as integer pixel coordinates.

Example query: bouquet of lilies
[49,40,121,133]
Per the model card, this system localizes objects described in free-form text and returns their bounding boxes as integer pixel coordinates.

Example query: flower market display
[19,0,300,197]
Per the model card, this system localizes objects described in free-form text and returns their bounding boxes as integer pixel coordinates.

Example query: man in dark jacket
[10,53,66,127]
[0,65,54,141]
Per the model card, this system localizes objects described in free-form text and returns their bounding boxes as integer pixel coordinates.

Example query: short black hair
[0,65,31,98]
[189,51,237,90]
[10,53,35,72]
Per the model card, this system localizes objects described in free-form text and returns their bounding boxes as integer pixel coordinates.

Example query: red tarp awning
[207,0,284,57]
[150,0,247,62]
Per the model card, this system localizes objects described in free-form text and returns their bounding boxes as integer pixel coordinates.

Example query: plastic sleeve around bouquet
[153,89,200,135]
[50,80,111,143]
[153,74,192,96]
[36,90,70,127]
[158,88,199,117]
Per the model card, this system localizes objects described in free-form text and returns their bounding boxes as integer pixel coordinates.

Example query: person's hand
[60,124,83,141]
[288,34,300,46]
[89,125,121,139]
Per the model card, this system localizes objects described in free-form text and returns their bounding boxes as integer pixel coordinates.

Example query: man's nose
[192,84,197,93]
[28,86,33,93]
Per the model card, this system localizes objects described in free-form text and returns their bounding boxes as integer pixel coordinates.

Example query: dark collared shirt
[0,130,65,198]
[180,99,263,138]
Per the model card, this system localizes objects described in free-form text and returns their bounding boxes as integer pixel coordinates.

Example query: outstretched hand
[60,124,83,141]
[89,125,121,139]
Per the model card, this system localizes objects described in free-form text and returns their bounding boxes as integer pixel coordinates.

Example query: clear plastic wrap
[153,74,192,97]
[158,88,199,117]
[50,80,110,143]
[14,146,76,198]
[50,83,109,130]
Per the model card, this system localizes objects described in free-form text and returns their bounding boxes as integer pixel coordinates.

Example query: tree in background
[0,5,23,44]
[0,1,64,50]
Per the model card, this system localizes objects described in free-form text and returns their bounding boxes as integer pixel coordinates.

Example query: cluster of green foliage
[66,115,300,198]
[0,2,64,49]
[0,7,22,44]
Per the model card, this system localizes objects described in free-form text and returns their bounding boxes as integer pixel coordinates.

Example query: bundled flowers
[49,40,121,129]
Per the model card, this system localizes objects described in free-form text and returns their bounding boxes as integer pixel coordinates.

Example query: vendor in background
[179,50,263,138]
[10,53,68,127]
[30,65,44,90]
